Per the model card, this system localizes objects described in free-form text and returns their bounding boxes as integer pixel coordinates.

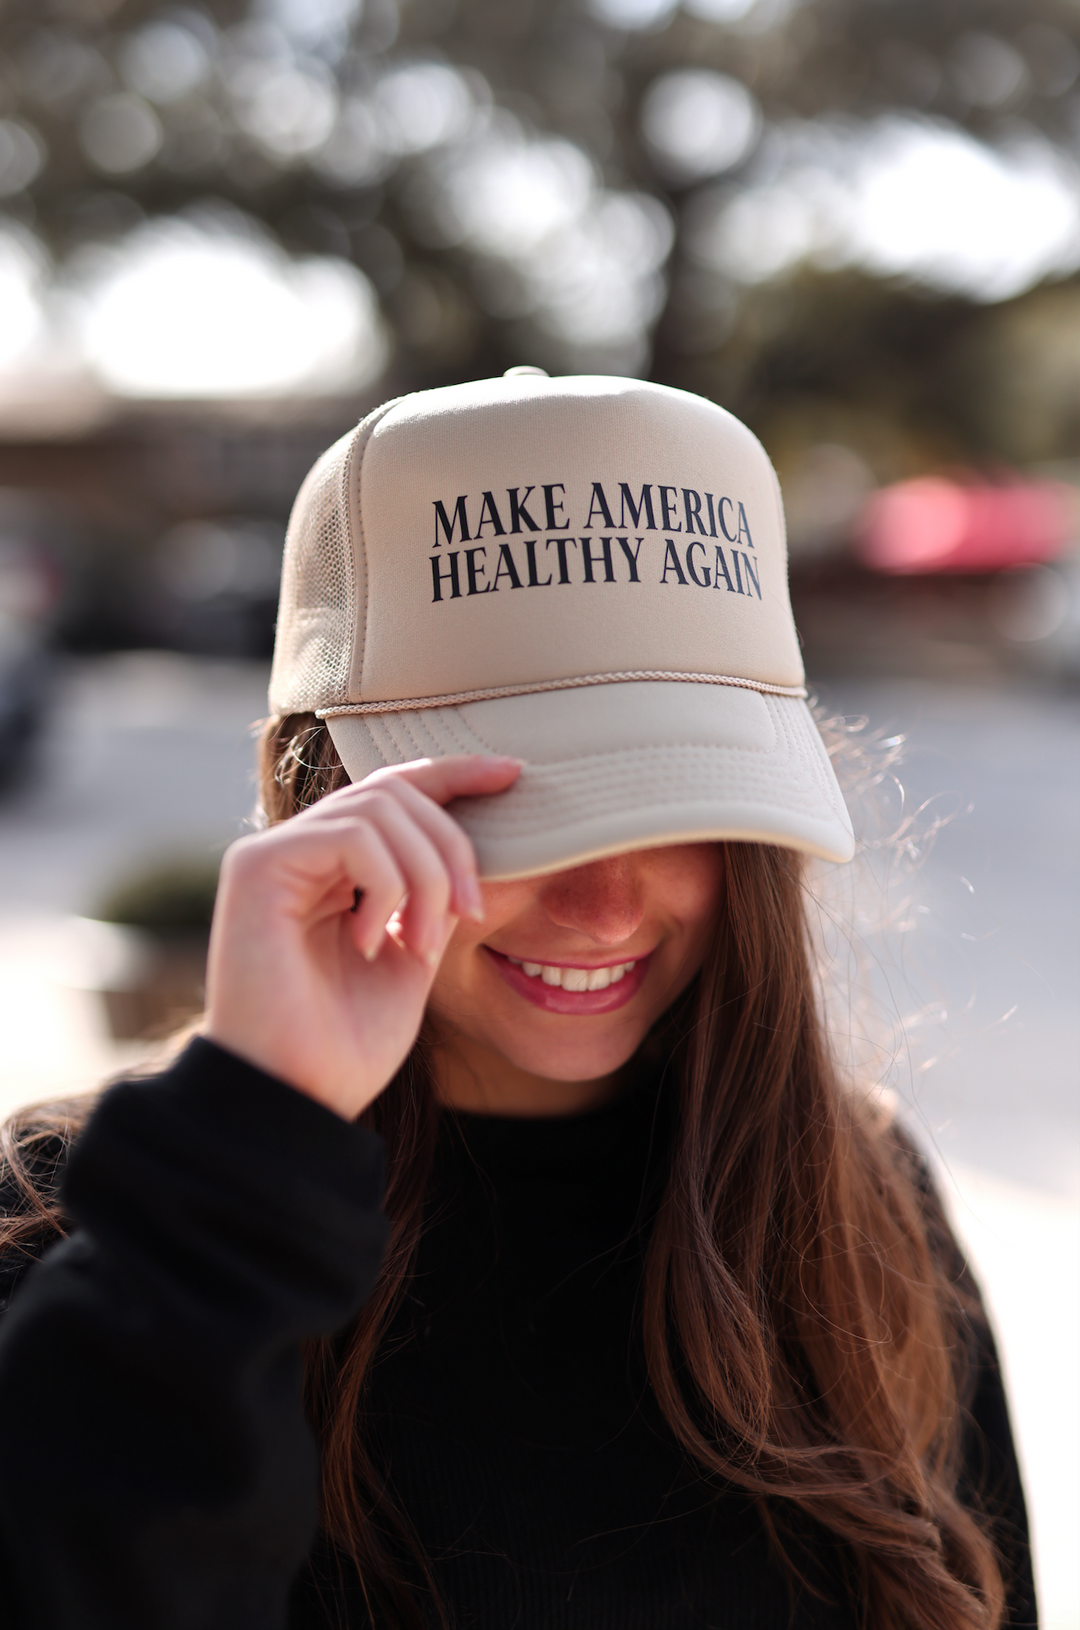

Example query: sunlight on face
[427,842,725,1116]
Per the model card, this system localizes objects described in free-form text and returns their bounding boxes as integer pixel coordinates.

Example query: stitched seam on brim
[455,772,844,830]
[318,671,807,715]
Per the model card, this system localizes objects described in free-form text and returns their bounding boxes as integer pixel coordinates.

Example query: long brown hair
[1,711,1006,1630]
[258,713,1005,1630]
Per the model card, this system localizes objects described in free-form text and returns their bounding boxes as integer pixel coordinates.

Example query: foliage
[96,857,219,932]
[0,0,1077,460]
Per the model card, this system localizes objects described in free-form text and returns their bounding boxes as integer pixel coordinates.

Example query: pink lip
[484,948,652,1015]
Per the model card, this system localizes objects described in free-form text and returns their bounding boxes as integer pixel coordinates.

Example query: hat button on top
[503,365,548,377]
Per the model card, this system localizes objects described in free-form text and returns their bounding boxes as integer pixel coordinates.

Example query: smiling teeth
[507,958,637,991]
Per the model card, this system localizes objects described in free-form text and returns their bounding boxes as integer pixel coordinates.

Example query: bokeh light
[587,0,679,30]
[0,230,47,370]
[260,0,366,50]
[0,120,46,197]
[642,70,761,181]
[79,93,164,175]
[374,62,475,156]
[75,215,387,397]
[232,57,338,160]
[118,21,211,104]
[691,118,1080,300]
[682,0,758,20]
[950,32,1028,108]
[426,116,672,367]
[860,478,1074,574]
[0,118,44,197]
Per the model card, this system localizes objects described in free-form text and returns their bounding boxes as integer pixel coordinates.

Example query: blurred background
[0,0,1076,1621]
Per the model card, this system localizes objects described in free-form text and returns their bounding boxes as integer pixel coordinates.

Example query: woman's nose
[538,855,645,946]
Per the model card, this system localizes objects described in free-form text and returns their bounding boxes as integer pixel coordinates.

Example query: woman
[0,372,1034,1629]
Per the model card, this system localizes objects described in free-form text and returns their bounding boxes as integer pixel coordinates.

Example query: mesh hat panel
[270,398,403,715]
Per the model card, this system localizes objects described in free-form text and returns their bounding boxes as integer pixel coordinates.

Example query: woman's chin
[470,1018,646,1093]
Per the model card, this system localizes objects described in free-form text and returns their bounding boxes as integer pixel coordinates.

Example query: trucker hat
[269,369,854,878]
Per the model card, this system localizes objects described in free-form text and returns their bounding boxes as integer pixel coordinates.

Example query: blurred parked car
[785,468,1080,682]
[857,474,1080,681]
[858,476,1076,576]
[146,516,284,658]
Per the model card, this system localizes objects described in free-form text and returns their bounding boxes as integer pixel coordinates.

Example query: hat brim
[326,680,854,880]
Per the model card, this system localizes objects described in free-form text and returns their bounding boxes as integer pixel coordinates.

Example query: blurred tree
[0,0,1077,463]
[662,267,1080,486]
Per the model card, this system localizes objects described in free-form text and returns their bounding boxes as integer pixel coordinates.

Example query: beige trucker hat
[269,370,854,878]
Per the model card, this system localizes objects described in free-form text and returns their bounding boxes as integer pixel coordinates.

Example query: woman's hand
[204,755,520,1120]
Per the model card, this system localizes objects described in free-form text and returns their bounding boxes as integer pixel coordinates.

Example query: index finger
[355,753,522,808]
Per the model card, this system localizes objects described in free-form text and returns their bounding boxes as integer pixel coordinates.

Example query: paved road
[0,651,268,919]
[0,655,1075,1625]
[813,675,1079,1202]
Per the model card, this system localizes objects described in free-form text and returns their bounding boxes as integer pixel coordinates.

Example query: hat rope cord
[317,670,807,717]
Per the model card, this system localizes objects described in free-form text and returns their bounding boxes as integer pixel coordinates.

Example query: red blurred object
[858,477,1075,575]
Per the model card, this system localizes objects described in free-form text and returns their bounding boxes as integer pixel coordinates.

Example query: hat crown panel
[353,377,803,706]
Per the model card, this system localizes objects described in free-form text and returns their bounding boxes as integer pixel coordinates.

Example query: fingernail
[462,873,485,922]
[363,934,381,962]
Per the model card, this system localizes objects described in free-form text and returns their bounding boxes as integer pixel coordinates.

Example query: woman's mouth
[484,948,651,1014]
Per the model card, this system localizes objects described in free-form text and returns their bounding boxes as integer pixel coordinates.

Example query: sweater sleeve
[960,1316,1039,1630]
[0,1037,390,1630]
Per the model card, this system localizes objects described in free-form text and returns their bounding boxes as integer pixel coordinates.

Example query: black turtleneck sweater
[0,1040,1036,1629]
